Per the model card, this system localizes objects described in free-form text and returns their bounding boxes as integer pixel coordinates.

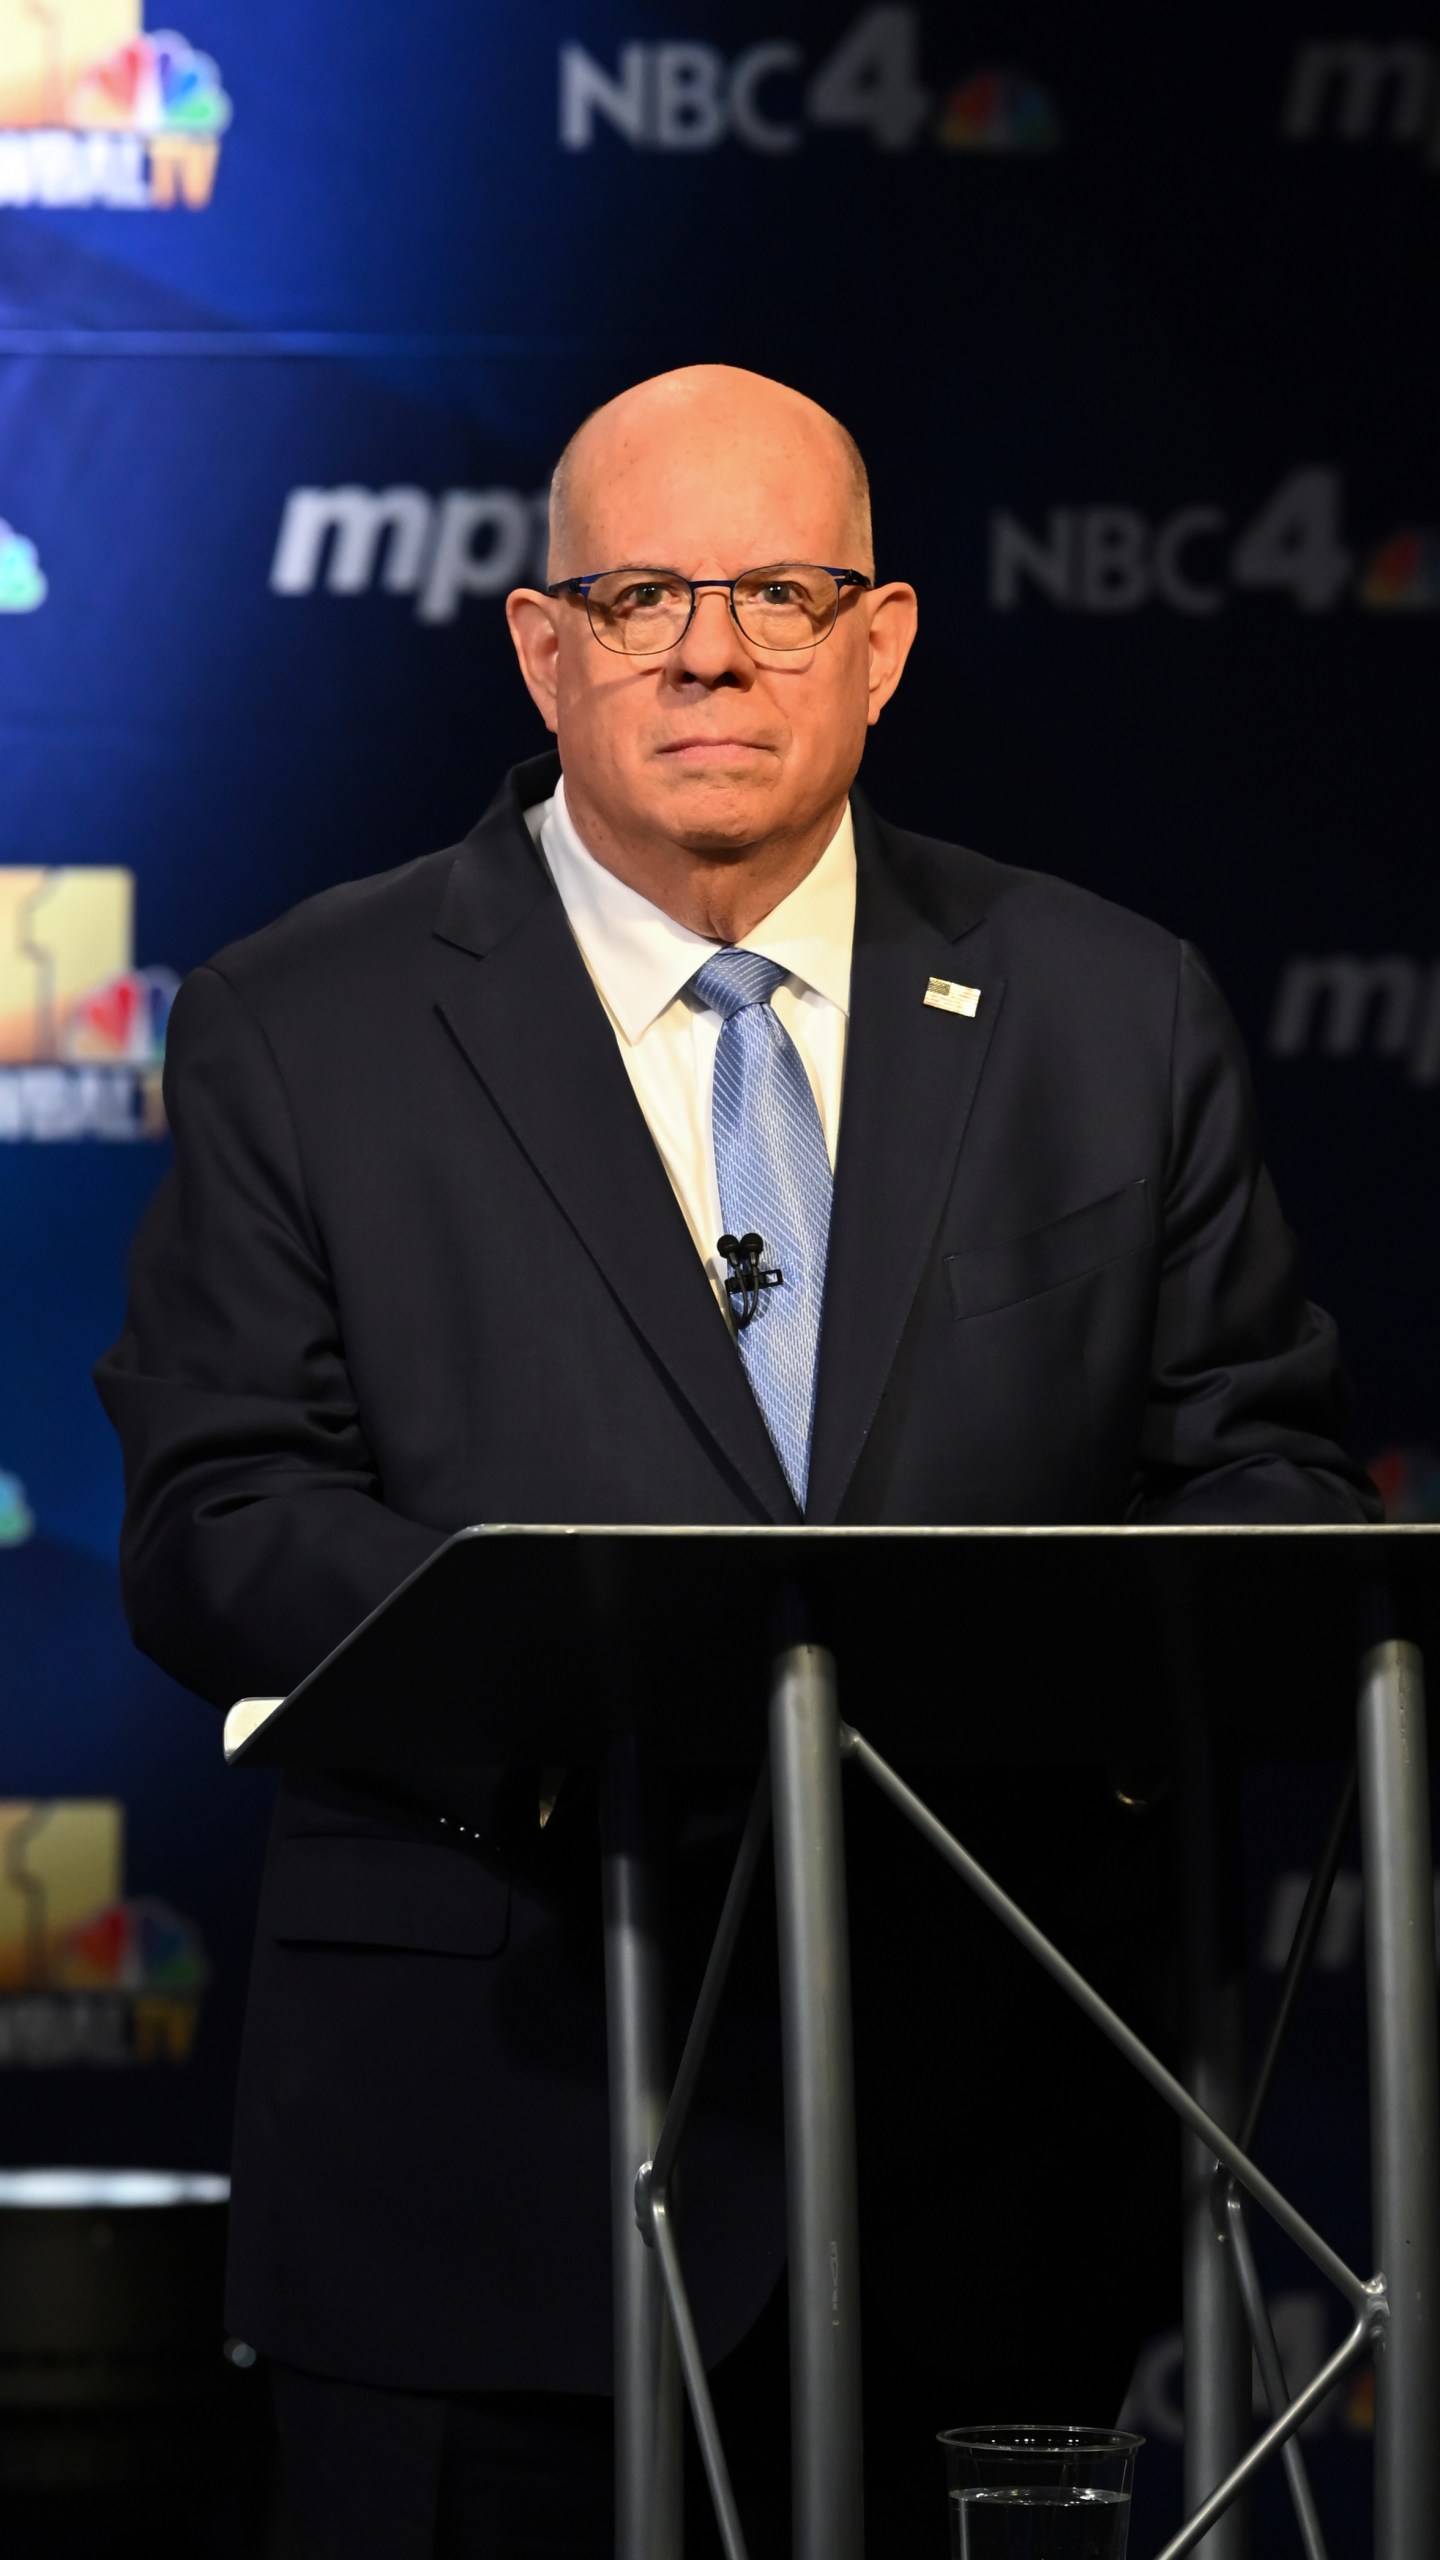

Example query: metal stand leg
[846,1717,1380,2560]
[1178,1736,1250,2560]
[770,1644,864,2560]
[602,1736,684,2560]
[1357,1640,1440,2560]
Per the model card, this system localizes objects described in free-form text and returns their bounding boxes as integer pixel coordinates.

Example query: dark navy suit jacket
[96,751,1377,2393]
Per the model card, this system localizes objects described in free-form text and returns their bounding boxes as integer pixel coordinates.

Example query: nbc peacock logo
[0,867,177,1139]
[936,69,1059,152]
[1359,529,1440,611]
[0,516,45,611]
[0,1802,210,2066]
[0,1,231,210]
[0,1468,34,1544]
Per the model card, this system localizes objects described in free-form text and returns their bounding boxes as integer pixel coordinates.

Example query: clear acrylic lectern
[225,1523,1440,2560]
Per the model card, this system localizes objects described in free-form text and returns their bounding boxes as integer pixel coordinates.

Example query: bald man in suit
[99,366,1376,2556]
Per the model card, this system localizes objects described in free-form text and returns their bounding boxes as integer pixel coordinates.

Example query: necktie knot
[692,948,788,1021]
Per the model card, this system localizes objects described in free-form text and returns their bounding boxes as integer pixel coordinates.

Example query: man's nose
[668,586,754,683]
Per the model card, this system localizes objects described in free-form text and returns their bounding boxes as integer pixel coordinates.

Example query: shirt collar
[536,774,855,1045]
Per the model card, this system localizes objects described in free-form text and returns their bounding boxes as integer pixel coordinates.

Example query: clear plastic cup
[938,2424,1144,2558]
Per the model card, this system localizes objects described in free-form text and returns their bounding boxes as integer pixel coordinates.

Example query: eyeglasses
[544,562,873,656]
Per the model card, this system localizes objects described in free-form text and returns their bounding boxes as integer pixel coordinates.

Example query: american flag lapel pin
[923,977,982,1018]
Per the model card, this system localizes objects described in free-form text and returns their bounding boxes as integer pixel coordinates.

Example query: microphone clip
[718,1233,783,1332]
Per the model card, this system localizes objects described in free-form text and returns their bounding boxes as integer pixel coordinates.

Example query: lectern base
[224,1525,1440,2560]
[604,1635,1438,2560]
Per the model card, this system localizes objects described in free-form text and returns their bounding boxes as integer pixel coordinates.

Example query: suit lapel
[804,797,1006,1523]
[432,762,797,1523]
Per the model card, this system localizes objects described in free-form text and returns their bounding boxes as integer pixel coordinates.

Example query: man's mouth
[656,737,770,764]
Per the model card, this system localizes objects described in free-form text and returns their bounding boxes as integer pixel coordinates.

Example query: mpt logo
[1269,956,1440,1087]
[990,470,1440,614]
[1284,42,1440,166]
[560,6,1057,155]
[271,486,549,624]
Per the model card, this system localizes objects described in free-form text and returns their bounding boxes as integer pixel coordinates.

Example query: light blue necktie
[691,949,833,1511]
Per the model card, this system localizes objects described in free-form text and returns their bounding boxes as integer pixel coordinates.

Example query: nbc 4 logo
[0,868,176,1139]
[0,0,230,210]
[560,7,1057,154]
[989,471,1440,615]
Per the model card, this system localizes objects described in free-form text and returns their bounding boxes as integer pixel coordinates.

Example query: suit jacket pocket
[945,1179,1153,1322]
[265,1835,511,1956]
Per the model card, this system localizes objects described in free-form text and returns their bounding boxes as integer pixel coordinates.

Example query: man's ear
[863,582,919,726]
[505,590,562,734]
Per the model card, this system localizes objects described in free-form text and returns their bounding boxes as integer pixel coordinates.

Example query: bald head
[548,364,873,581]
[506,361,916,943]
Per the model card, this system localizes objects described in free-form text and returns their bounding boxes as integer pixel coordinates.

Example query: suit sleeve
[95,964,446,1705]
[1131,943,1380,1524]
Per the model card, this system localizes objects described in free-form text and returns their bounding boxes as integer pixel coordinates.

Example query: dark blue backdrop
[3,5,1436,2545]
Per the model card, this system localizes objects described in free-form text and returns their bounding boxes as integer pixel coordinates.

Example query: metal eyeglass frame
[543,563,874,654]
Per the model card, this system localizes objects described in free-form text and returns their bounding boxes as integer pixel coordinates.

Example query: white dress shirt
[529,775,855,1311]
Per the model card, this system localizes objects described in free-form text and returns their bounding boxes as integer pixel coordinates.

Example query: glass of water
[938,2425,1144,2559]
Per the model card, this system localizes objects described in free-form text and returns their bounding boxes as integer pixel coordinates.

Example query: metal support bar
[1357,1638,1440,2560]
[771,1647,864,2560]
[1240,1761,1357,2153]
[1178,1735,1249,2558]
[651,1762,772,2198]
[1223,2189,1330,2560]
[641,2179,751,2560]
[1149,2320,1374,2560]
[602,1737,684,2560]
[845,1725,1374,2309]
